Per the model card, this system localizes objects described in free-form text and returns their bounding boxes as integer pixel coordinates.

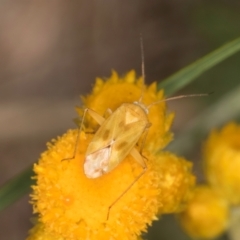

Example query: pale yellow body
[84,103,149,178]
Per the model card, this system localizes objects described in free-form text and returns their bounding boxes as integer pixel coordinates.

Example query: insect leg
[130,147,147,168]
[87,108,106,125]
[107,108,113,114]
[61,108,106,162]
[138,122,151,155]
[107,147,147,220]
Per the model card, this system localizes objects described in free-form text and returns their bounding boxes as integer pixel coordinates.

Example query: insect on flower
[62,39,209,220]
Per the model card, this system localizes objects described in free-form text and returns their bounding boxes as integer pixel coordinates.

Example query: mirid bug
[63,38,209,220]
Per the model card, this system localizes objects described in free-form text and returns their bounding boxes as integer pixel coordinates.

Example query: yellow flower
[31,129,164,240]
[178,185,229,239]
[29,71,179,239]
[76,70,174,153]
[203,122,240,205]
[156,152,195,214]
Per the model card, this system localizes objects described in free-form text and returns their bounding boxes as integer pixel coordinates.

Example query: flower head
[29,71,178,240]
[156,152,195,214]
[178,185,229,239]
[77,70,174,153]
[203,122,240,205]
[31,129,164,240]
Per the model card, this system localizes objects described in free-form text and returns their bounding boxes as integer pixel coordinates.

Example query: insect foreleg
[104,108,113,118]
[107,148,147,220]
[61,108,105,162]
[86,108,106,125]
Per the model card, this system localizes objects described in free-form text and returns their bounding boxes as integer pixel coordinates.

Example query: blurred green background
[0,1,240,239]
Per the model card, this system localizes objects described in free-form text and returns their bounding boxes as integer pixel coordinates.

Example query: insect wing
[84,145,111,178]
[108,119,146,171]
[85,109,120,156]
[84,108,122,178]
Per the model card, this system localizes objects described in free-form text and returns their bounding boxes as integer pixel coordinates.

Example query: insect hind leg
[107,147,147,220]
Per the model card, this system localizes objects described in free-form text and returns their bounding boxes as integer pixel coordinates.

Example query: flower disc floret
[27,222,63,240]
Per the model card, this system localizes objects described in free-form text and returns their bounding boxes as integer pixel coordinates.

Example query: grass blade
[167,84,240,155]
[0,166,34,211]
[159,38,240,96]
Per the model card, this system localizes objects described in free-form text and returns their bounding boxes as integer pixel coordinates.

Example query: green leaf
[167,84,240,155]
[159,38,240,96]
[0,166,34,211]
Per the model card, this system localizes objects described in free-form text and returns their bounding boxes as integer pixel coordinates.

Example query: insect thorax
[133,101,149,115]
[120,103,148,125]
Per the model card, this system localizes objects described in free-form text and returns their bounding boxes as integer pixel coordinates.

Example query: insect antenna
[138,33,145,103]
[147,93,212,109]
